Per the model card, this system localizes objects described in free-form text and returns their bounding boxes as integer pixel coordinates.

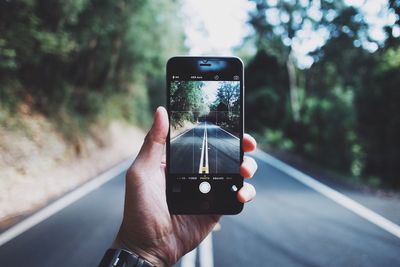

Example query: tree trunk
[106,33,122,83]
[286,50,300,122]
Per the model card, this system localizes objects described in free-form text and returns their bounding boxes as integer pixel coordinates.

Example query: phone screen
[170,80,241,174]
[166,57,243,214]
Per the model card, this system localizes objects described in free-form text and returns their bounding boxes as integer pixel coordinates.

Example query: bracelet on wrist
[98,248,156,267]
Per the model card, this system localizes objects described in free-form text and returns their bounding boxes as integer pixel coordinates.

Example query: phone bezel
[166,56,244,214]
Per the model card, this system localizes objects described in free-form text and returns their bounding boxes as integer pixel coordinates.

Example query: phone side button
[199,181,211,194]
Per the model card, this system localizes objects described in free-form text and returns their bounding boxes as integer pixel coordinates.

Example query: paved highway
[170,122,240,174]
[0,151,399,266]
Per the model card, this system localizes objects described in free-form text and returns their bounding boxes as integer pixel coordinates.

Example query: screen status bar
[171,74,240,81]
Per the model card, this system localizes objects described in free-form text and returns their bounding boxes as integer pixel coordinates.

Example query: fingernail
[241,190,249,202]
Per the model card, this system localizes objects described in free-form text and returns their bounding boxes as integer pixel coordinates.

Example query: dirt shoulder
[170,121,197,139]
[0,109,145,231]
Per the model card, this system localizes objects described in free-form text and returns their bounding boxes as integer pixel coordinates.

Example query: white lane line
[198,123,206,174]
[199,233,214,267]
[180,247,197,267]
[255,150,400,239]
[171,126,193,143]
[217,125,239,140]
[204,122,209,173]
[181,233,214,267]
[0,157,133,247]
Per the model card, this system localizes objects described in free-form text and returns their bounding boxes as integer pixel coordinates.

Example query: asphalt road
[0,151,400,266]
[170,121,240,174]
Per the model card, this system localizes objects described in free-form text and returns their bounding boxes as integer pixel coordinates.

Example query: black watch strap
[98,248,156,267]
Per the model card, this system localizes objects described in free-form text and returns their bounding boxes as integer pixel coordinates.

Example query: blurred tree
[245,0,400,188]
[304,7,374,172]
[385,0,400,48]
[120,0,186,111]
[207,81,240,135]
[215,82,239,117]
[170,81,207,127]
[245,50,289,132]
[356,46,400,188]
[0,0,184,126]
[248,0,345,122]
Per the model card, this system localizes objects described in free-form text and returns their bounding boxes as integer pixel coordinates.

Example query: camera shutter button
[199,181,211,194]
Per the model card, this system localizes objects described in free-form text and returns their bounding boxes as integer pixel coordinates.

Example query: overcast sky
[182,0,399,68]
[202,81,220,103]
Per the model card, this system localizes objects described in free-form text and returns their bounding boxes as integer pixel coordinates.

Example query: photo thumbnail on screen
[169,80,240,174]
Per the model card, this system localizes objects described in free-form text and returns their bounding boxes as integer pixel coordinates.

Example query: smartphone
[166,56,244,214]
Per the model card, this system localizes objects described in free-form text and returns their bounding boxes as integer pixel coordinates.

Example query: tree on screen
[215,82,240,117]
[170,81,208,128]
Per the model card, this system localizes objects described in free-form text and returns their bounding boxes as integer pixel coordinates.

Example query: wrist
[112,234,169,267]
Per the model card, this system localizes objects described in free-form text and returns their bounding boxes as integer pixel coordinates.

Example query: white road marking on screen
[255,150,400,239]
[171,127,193,142]
[0,157,133,247]
[218,125,239,140]
[205,121,209,173]
[199,122,206,174]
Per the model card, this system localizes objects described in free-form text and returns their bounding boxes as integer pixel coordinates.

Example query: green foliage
[0,0,184,132]
[215,82,239,107]
[245,50,290,132]
[298,7,372,172]
[170,81,241,135]
[246,1,400,188]
[170,81,207,127]
[299,87,356,171]
[211,81,241,135]
[355,47,400,188]
[261,129,294,151]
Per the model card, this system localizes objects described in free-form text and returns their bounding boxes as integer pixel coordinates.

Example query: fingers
[243,133,257,152]
[134,106,169,167]
[237,182,256,203]
[240,135,257,203]
[240,156,258,179]
[147,106,169,145]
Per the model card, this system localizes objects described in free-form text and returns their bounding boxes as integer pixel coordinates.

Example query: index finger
[243,133,257,152]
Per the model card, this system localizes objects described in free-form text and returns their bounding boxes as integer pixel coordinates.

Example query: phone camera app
[169,80,240,174]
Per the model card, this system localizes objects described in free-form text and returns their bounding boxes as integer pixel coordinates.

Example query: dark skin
[113,107,257,266]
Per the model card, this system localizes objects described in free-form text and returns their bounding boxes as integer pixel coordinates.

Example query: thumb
[135,106,169,167]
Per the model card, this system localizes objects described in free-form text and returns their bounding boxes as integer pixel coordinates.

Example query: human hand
[113,107,257,266]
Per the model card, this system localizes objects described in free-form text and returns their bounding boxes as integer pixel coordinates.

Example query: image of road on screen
[169,80,240,174]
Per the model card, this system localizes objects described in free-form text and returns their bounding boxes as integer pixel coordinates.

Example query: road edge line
[199,233,214,267]
[180,247,197,267]
[217,125,239,140]
[171,125,194,142]
[255,150,400,239]
[0,157,133,247]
